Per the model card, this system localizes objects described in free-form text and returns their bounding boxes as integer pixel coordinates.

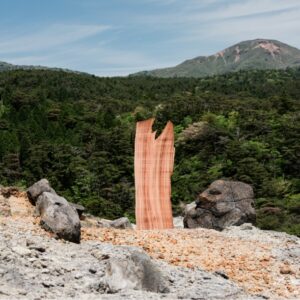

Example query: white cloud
[137,0,300,51]
[0,22,170,76]
[173,6,300,48]
[138,0,300,25]
[188,0,300,21]
[1,35,171,76]
[0,24,111,54]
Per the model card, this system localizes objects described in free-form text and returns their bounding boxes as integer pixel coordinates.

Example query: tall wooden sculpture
[135,118,174,230]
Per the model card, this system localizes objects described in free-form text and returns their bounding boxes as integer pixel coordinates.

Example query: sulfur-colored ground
[82,226,300,299]
[1,191,299,299]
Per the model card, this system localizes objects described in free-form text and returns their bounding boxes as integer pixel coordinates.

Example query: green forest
[0,68,299,235]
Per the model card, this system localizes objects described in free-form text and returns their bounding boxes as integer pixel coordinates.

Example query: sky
[0,0,300,76]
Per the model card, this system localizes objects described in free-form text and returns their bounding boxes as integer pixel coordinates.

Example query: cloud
[136,0,300,25]
[136,0,300,51]
[1,34,169,76]
[171,5,300,48]
[0,24,111,54]
[189,0,300,21]
[0,21,170,76]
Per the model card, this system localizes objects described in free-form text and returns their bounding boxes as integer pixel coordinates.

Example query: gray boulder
[110,217,133,229]
[83,217,133,229]
[184,180,256,230]
[36,192,81,243]
[27,179,57,205]
[69,202,85,219]
[105,251,169,293]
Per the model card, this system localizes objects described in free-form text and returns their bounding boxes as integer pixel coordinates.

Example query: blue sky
[0,0,300,76]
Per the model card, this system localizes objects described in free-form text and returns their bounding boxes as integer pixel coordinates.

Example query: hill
[133,39,300,77]
[0,60,83,74]
[0,68,299,236]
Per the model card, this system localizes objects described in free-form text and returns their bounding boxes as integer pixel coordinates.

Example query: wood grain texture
[135,118,174,230]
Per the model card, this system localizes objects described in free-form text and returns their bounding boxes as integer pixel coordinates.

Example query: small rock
[91,250,110,260]
[0,268,6,275]
[42,281,54,288]
[12,246,32,256]
[214,270,229,279]
[110,217,133,229]
[32,260,42,269]
[74,273,83,279]
[89,268,97,274]
[95,217,133,229]
[26,239,46,253]
[41,269,50,274]
[240,223,254,230]
[280,265,295,275]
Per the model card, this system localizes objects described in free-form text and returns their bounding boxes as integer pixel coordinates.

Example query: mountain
[133,39,300,78]
[0,60,84,74]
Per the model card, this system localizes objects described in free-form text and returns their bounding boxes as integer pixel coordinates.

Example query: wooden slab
[134,118,174,229]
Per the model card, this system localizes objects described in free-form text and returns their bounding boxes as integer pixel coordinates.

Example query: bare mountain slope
[133,39,300,78]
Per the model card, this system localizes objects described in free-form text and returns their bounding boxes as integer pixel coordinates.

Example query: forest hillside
[0,68,299,235]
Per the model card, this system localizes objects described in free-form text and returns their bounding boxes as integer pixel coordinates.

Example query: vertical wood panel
[135,118,174,229]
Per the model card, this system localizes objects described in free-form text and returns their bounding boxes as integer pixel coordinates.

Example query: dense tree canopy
[0,68,299,235]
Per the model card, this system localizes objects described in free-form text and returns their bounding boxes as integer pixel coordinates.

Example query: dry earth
[1,188,299,299]
[82,225,300,299]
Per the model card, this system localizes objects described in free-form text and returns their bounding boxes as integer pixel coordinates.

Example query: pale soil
[1,191,299,299]
[82,225,300,299]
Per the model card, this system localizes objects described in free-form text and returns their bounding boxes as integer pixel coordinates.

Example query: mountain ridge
[0,60,85,75]
[132,39,300,78]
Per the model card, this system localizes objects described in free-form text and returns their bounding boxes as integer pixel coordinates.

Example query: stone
[173,216,184,228]
[36,192,81,243]
[0,186,20,198]
[12,246,32,256]
[184,180,256,230]
[27,179,57,205]
[26,239,46,253]
[280,265,295,275]
[96,218,112,228]
[91,217,133,229]
[214,270,229,279]
[110,217,133,229]
[89,268,97,274]
[105,251,169,293]
[135,118,174,230]
[69,202,85,219]
[240,223,254,230]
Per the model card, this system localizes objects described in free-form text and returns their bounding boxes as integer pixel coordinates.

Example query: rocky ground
[0,189,299,299]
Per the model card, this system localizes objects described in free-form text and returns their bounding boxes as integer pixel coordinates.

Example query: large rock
[184,180,256,230]
[105,251,169,293]
[36,192,81,243]
[69,202,85,219]
[27,179,57,205]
